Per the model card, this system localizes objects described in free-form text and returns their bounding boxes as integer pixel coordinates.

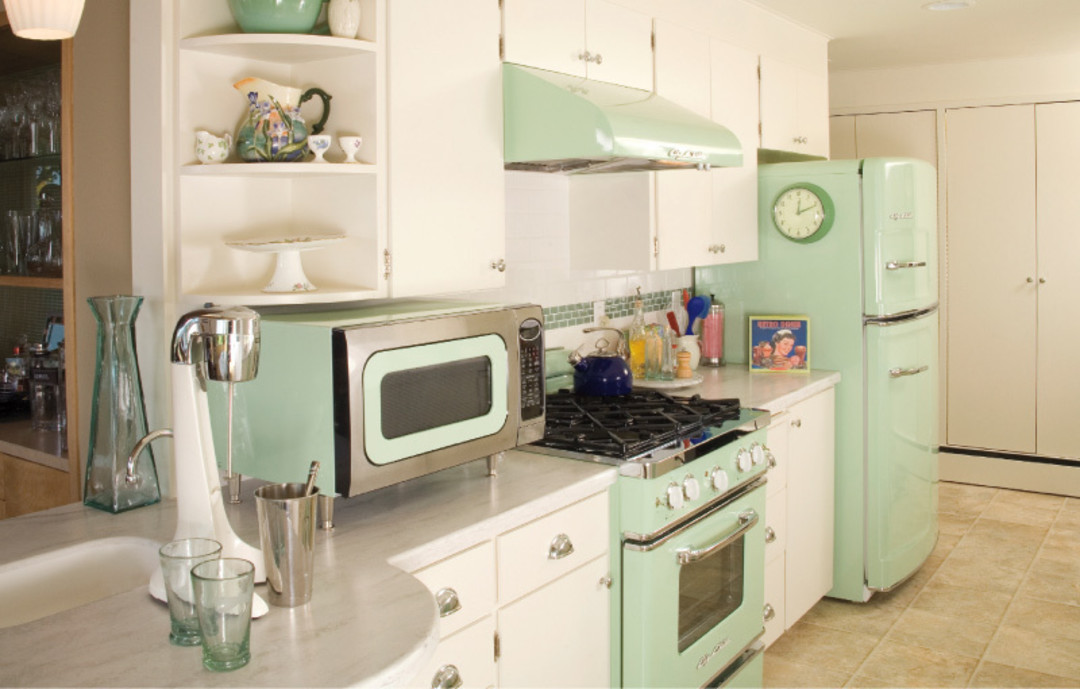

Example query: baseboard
[940,449,1080,497]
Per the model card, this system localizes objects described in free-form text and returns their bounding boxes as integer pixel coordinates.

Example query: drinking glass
[159,538,223,646]
[191,558,256,672]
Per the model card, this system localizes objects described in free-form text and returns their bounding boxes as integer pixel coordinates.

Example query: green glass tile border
[541,288,692,330]
[542,301,595,330]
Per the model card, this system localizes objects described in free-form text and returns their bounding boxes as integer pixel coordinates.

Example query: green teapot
[234,77,332,162]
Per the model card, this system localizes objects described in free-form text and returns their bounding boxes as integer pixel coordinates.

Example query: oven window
[678,536,745,652]
[380,356,493,439]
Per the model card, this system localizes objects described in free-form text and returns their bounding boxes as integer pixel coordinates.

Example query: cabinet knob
[1039,277,1046,284]
[431,664,463,689]
[578,50,592,63]
[435,587,462,618]
[791,419,802,428]
[708,244,726,254]
[1027,277,1035,283]
[793,136,808,145]
[548,533,575,560]
[592,52,603,64]
[765,526,777,544]
[490,258,506,272]
[766,450,777,469]
[763,603,776,622]
[599,575,613,589]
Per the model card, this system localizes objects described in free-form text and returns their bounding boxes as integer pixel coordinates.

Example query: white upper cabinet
[502,0,653,90]
[385,0,506,297]
[709,38,760,264]
[653,19,713,271]
[760,55,829,158]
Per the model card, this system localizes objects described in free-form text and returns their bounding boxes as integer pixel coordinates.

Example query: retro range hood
[503,63,743,174]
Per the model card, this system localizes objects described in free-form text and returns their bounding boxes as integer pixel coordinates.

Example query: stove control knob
[736,448,753,473]
[682,475,701,502]
[665,482,685,510]
[750,443,766,467]
[710,467,729,492]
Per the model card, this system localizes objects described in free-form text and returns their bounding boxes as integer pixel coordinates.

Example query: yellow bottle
[628,294,647,380]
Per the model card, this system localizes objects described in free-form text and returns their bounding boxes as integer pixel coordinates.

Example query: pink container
[701,303,724,366]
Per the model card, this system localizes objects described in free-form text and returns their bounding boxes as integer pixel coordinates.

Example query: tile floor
[764,481,1080,688]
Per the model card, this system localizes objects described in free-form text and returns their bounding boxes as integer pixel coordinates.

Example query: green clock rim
[771,182,836,243]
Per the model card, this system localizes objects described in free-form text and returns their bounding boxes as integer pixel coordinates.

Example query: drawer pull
[764,526,777,544]
[763,603,775,622]
[435,587,461,618]
[431,664,463,689]
[548,533,575,560]
[889,365,928,378]
[766,450,777,469]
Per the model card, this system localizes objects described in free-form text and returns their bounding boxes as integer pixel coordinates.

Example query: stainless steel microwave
[212,301,545,498]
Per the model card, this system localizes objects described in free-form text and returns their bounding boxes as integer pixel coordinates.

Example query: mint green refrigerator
[697,157,939,602]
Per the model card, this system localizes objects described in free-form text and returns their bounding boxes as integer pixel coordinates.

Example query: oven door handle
[675,509,758,566]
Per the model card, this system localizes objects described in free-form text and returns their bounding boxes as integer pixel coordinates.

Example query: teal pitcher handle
[300,87,332,135]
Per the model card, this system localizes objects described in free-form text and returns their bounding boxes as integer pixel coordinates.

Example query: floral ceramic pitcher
[234,77,332,162]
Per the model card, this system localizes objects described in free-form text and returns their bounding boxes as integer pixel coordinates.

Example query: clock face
[772,184,834,242]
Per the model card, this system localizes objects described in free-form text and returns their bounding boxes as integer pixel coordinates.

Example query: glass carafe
[83,295,160,513]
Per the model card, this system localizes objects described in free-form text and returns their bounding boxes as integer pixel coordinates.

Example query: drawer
[497,491,609,604]
[405,616,496,689]
[765,487,787,565]
[412,541,496,638]
[763,553,786,648]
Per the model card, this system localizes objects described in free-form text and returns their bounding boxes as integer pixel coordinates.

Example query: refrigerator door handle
[885,260,927,271]
[889,365,929,378]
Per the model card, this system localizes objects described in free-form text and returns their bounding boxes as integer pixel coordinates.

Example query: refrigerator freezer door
[864,310,939,591]
[861,158,939,318]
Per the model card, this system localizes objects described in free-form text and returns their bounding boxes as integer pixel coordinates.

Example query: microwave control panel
[519,318,545,420]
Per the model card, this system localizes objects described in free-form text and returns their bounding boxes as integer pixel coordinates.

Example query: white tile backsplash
[454,172,692,351]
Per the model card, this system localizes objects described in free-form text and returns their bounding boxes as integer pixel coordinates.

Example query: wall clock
[771,183,835,242]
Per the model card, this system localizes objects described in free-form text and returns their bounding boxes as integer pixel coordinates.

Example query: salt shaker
[701,300,725,367]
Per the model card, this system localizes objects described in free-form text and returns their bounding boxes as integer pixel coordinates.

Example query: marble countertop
[0,454,615,688]
[0,366,838,688]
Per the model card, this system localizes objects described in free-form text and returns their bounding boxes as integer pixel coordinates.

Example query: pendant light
[3,0,86,40]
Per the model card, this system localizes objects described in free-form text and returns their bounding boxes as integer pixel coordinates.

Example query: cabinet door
[652,20,711,271]
[784,388,835,626]
[760,57,828,157]
[1035,102,1080,460]
[850,111,938,167]
[497,555,611,689]
[583,0,653,90]
[759,56,800,152]
[829,115,857,160]
[945,105,1037,453]
[388,0,506,297]
[406,616,497,689]
[501,0,587,79]
[709,39,760,264]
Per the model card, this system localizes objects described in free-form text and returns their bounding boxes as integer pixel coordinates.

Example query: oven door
[621,481,766,689]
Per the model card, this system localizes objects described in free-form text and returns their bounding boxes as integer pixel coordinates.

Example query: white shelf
[189,284,383,306]
[180,33,377,62]
[181,162,377,177]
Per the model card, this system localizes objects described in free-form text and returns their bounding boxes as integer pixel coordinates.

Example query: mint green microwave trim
[362,334,509,465]
[502,63,743,168]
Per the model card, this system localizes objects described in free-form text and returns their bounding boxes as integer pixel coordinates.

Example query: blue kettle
[570,328,633,396]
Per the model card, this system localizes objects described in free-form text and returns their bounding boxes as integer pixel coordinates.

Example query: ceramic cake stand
[226,235,345,293]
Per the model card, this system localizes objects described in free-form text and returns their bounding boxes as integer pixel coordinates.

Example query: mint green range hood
[503,63,743,174]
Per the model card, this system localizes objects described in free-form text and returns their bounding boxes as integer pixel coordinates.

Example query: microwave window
[380,356,493,440]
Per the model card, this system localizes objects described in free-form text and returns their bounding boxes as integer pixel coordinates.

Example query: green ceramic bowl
[227,0,326,34]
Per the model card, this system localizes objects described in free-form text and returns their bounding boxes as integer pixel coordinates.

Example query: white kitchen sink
[0,537,161,628]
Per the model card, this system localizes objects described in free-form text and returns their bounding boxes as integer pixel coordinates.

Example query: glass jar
[28,344,62,431]
[701,302,725,367]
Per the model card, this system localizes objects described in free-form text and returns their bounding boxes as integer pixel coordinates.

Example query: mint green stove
[526,392,771,687]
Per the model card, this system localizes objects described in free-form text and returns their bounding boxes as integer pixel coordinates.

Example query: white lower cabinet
[761,387,836,643]
[406,491,611,689]
[414,616,498,689]
[497,555,611,689]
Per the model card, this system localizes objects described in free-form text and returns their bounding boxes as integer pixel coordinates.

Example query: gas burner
[535,390,742,460]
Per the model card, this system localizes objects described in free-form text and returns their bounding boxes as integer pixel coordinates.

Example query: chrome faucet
[126,428,173,485]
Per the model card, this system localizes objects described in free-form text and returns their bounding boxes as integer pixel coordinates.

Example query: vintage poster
[749,316,810,372]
